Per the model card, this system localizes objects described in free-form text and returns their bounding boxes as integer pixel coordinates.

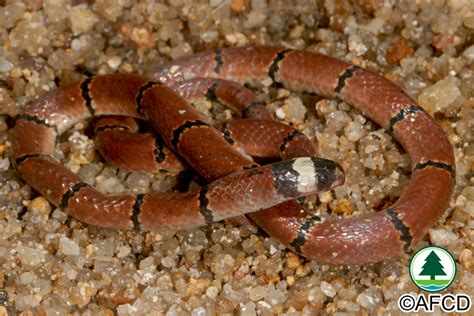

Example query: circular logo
[409,246,457,292]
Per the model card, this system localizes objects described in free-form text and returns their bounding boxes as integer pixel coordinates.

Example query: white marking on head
[292,157,316,193]
[170,65,180,73]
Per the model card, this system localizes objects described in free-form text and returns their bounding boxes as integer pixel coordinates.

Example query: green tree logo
[409,246,456,292]
[419,251,446,280]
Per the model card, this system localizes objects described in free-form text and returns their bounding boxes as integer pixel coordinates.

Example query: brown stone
[230,0,247,13]
[433,33,455,52]
[386,39,414,64]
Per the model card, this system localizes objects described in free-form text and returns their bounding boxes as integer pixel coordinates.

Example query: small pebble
[459,249,472,269]
[275,108,286,119]
[418,76,462,112]
[161,256,176,268]
[249,285,267,301]
[17,245,46,266]
[27,197,51,216]
[107,56,122,69]
[231,0,246,12]
[240,301,257,316]
[0,59,13,73]
[59,237,80,256]
[320,281,336,298]
[69,5,98,35]
[206,286,218,299]
[429,228,460,246]
[356,288,382,309]
[286,252,301,270]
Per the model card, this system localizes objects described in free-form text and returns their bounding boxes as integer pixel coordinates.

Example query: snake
[9,47,455,265]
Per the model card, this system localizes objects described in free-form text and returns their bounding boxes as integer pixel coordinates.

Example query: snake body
[10,47,455,264]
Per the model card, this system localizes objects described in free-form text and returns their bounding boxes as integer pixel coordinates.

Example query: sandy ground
[0,0,473,315]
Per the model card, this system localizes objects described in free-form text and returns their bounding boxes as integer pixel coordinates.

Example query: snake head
[272,157,345,198]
